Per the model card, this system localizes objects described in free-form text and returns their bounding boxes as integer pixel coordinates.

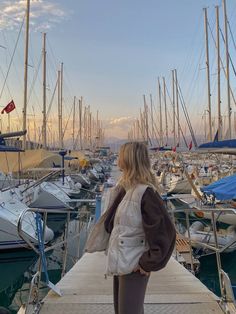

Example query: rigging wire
[0,14,25,101]
[165,84,188,148]
[207,20,236,107]
[27,54,42,105]
[227,21,236,52]
[46,77,58,121]
[219,27,236,77]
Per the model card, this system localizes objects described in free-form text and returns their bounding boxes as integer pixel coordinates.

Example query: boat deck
[39,252,224,314]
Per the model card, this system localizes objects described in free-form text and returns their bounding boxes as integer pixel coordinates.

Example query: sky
[0,0,236,142]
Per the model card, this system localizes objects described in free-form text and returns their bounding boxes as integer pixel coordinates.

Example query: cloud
[0,0,69,31]
[104,116,136,139]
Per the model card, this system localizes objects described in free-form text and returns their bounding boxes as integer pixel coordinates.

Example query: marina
[1,0,236,313]
[12,165,236,313]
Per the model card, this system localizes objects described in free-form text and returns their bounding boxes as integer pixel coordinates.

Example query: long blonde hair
[117,142,159,191]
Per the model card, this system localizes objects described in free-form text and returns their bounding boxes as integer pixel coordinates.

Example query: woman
[103,142,176,314]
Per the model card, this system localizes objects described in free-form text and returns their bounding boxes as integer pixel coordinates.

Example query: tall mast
[150,94,154,142]
[216,5,222,140]
[88,106,92,148]
[222,0,231,139]
[174,69,180,145]
[84,106,87,148]
[172,70,176,147]
[42,32,47,149]
[203,110,207,142]
[96,109,99,148]
[139,109,145,141]
[72,96,76,149]
[158,78,163,146]
[57,70,62,148]
[143,95,149,143]
[22,0,30,149]
[163,77,168,145]
[60,62,64,148]
[79,97,83,150]
[203,8,212,141]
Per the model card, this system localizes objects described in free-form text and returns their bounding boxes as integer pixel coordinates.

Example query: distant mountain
[104,138,128,152]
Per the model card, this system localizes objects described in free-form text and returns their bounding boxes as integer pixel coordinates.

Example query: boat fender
[189,221,205,232]
[227,225,236,235]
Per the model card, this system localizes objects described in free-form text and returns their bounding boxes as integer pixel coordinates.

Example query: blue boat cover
[0,145,24,152]
[201,174,236,200]
[198,139,236,149]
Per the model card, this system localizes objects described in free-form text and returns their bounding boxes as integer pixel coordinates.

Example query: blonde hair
[118,142,159,191]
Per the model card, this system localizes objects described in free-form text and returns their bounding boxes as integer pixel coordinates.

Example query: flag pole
[8,113,10,132]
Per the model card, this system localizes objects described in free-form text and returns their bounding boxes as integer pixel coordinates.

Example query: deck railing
[16,196,101,314]
[168,196,236,313]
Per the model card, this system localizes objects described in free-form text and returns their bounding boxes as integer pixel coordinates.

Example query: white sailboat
[0,189,54,250]
[24,181,74,209]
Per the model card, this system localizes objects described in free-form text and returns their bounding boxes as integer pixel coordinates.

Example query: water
[197,251,236,297]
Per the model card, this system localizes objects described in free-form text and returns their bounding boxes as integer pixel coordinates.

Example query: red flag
[188,141,192,151]
[1,100,16,114]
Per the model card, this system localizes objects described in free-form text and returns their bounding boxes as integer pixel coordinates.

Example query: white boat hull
[29,182,73,209]
[0,194,54,251]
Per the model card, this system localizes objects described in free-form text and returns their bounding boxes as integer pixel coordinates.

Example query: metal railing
[168,197,236,313]
[16,196,100,314]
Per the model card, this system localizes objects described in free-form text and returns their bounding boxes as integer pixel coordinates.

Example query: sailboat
[0,190,54,250]
[0,132,54,250]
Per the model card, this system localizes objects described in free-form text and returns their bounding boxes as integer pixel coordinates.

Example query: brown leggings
[113,272,150,314]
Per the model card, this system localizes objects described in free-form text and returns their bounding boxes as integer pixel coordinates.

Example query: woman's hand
[133,265,150,276]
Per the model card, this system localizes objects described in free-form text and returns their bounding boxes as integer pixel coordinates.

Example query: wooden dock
[39,252,225,314]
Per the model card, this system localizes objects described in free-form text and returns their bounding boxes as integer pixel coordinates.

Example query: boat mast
[174,69,180,145]
[203,110,207,142]
[203,8,213,141]
[57,70,61,148]
[172,70,176,147]
[158,78,163,146]
[143,95,149,144]
[150,94,154,143]
[222,0,231,139]
[216,6,222,140]
[88,106,92,149]
[83,106,86,147]
[42,33,47,149]
[79,97,83,149]
[72,96,76,149]
[60,62,64,148]
[22,0,30,150]
[163,77,168,145]
[139,109,145,141]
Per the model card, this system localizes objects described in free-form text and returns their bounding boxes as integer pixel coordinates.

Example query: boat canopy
[201,174,236,200]
[196,139,236,155]
[198,139,236,149]
[0,145,23,152]
[149,146,172,151]
[0,149,84,174]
